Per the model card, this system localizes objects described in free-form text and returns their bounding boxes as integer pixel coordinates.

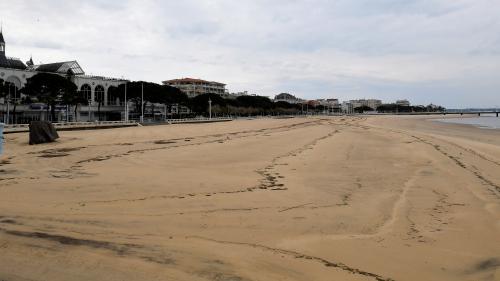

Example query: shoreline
[431,116,500,130]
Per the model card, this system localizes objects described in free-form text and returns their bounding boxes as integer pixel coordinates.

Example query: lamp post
[5,84,10,125]
[124,82,128,122]
[208,98,212,120]
[88,99,92,122]
[140,82,144,123]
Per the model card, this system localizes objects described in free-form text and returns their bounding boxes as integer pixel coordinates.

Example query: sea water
[434,115,500,129]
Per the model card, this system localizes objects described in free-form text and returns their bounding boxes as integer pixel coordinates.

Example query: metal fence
[4,121,138,133]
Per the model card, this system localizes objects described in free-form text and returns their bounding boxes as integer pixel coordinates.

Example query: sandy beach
[0,116,499,281]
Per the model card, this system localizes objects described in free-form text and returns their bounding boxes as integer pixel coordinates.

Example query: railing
[3,118,235,132]
[165,117,233,124]
[4,121,138,133]
[5,120,135,128]
[76,75,128,82]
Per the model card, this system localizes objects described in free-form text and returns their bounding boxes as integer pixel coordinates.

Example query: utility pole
[140,82,144,123]
[124,82,128,122]
[208,98,212,120]
[88,99,91,122]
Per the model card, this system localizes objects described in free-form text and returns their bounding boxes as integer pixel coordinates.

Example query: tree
[23,73,77,122]
[143,82,165,119]
[189,93,226,115]
[354,105,373,113]
[95,88,105,121]
[111,81,187,120]
[0,80,22,123]
[120,81,152,117]
[62,89,87,122]
[152,85,188,118]
[236,96,273,109]
[377,104,398,113]
[10,85,24,124]
[167,87,189,118]
[0,79,6,122]
[273,101,301,115]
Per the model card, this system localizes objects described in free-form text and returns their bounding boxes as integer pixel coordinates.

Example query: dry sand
[0,116,499,281]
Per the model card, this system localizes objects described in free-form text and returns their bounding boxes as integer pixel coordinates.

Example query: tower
[0,25,5,56]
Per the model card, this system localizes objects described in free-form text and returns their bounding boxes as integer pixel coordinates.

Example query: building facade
[349,99,382,110]
[162,78,226,98]
[395,99,411,107]
[0,30,127,123]
[274,93,304,104]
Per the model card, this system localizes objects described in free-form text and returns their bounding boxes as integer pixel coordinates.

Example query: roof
[163,78,226,86]
[275,93,297,100]
[31,61,85,75]
[0,55,27,70]
[0,31,4,44]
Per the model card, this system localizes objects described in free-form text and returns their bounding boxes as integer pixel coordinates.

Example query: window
[107,87,120,105]
[95,85,105,104]
[81,84,91,101]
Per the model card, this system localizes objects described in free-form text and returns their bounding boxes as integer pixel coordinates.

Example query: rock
[29,121,59,145]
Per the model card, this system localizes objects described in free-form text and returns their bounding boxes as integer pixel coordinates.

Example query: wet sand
[0,116,499,281]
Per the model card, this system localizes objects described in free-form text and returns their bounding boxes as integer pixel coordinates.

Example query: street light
[140,82,144,123]
[124,82,128,122]
[208,98,212,120]
[88,99,92,122]
[5,84,10,125]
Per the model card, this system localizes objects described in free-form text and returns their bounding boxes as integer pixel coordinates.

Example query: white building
[341,101,354,113]
[349,99,382,110]
[316,98,340,107]
[0,30,127,123]
[396,99,411,106]
[162,78,226,98]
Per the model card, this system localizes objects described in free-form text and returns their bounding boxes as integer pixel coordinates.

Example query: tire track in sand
[74,129,340,206]
[187,235,395,281]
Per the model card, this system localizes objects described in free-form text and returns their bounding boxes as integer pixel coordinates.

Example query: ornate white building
[0,30,127,123]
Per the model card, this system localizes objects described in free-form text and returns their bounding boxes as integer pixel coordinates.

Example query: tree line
[375,104,445,113]
[0,73,314,123]
[1,72,446,124]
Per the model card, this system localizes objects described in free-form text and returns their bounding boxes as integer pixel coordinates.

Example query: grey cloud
[1,0,499,107]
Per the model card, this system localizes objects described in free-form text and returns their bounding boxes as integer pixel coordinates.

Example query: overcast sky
[2,0,500,108]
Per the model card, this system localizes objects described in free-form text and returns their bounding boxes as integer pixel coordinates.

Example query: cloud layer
[2,0,500,107]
